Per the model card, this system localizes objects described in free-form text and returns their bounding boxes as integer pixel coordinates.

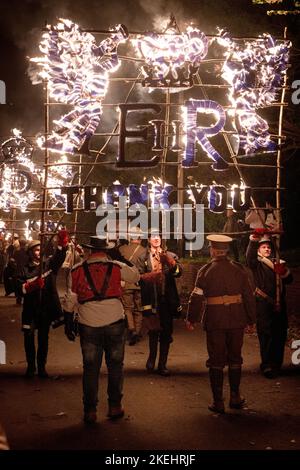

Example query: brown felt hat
[82,236,115,250]
[27,240,41,251]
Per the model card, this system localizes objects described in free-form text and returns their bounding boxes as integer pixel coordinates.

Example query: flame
[0,130,42,212]
[216,30,291,154]
[131,26,209,90]
[31,20,128,154]
[12,128,22,138]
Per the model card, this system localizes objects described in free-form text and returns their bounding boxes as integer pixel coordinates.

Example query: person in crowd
[6,233,20,259]
[222,209,240,261]
[13,238,29,304]
[63,236,139,425]
[62,234,84,292]
[16,230,68,378]
[186,234,256,414]
[137,229,182,376]
[265,202,279,231]
[3,234,19,295]
[246,230,293,378]
[245,207,265,229]
[119,227,147,345]
[0,239,6,284]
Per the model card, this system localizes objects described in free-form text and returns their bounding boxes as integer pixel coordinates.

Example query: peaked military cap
[207,234,232,249]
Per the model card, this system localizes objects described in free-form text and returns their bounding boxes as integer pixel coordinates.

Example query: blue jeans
[79,320,126,413]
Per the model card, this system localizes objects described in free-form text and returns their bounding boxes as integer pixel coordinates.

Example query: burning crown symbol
[132,15,208,90]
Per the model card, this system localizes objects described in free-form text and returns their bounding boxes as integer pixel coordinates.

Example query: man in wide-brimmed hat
[119,227,147,345]
[186,234,256,414]
[63,235,140,425]
[16,230,68,378]
[246,230,293,379]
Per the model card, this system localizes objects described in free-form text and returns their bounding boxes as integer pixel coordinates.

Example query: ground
[0,283,300,453]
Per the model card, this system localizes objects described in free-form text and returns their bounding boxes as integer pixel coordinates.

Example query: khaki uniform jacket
[119,243,146,290]
[188,257,256,331]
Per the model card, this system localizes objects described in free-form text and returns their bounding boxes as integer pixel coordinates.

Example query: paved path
[0,289,299,451]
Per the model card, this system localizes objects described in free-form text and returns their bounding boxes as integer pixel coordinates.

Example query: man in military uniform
[246,231,293,378]
[119,227,147,345]
[186,234,256,414]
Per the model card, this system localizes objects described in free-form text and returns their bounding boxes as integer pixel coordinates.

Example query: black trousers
[206,329,244,369]
[24,322,50,368]
[256,302,288,370]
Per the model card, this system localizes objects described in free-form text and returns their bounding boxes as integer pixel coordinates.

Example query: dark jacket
[17,247,66,330]
[246,240,293,331]
[137,250,182,317]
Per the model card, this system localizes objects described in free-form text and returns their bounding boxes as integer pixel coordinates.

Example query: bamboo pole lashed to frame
[274,27,288,312]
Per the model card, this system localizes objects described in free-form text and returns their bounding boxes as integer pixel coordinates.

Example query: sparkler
[32,19,128,154]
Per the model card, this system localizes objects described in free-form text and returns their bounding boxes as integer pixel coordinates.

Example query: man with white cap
[119,227,146,345]
[246,230,293,378]
[186,234,256,414]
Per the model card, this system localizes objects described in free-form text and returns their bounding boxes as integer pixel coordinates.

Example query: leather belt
[110,318,125,326]
[254,287,274,304]
[206,294,242,306]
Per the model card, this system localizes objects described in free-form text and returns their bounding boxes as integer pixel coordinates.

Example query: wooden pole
[40,81,49,269]
[274,27,288,312]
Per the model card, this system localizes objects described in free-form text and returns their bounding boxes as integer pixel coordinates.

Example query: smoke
[138,0,187,32]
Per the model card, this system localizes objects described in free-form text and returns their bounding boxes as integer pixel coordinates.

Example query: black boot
[146,332,159,372]
[24,331,36,378]
[208,368,225,413]
[128,331,139,346]
[37,326,49,378]
[228,367,246,409]
[157,341,170,377]
[25,364,36,378]
[37,365,49,378]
